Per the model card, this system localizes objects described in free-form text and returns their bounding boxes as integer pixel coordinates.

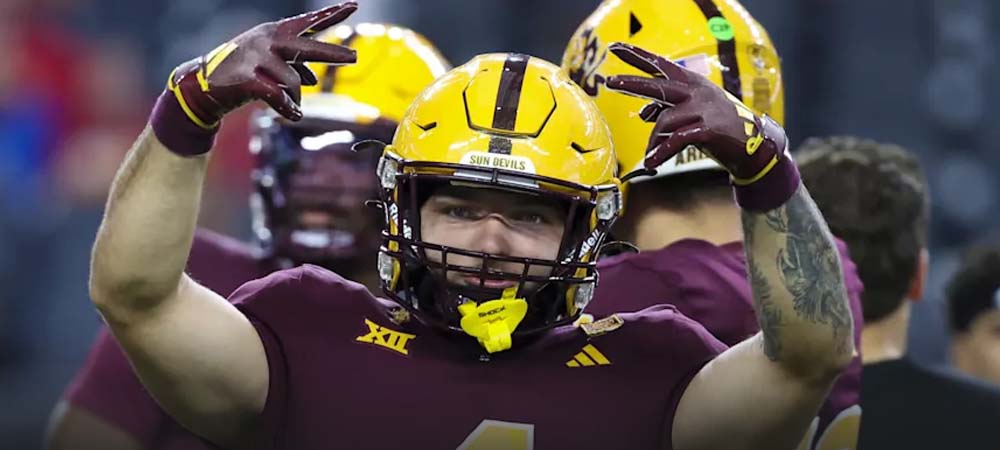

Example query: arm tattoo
[774,190,852,354]
[763,208,788,234]
[750,260,782,361]
[742,185,853,360]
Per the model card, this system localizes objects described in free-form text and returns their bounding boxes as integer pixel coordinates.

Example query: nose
[469,215,513,257]
[298,210,333,228]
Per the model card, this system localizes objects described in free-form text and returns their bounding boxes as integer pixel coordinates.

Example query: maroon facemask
[250,112,395,272]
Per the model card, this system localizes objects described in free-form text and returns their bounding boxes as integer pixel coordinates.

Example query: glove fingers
[257,58,302,103]
[645,125,708,170]
[274,38,357,65]
[291,63,319,86]
[645,108,702,162]
[607,42,691,82]
[277,2,358,37]
[652,105,702,136]
[606,42,665,77]
[257,58,303,104]
[604,75,689,105]
[248,76,302,121]
[639,102,665,122]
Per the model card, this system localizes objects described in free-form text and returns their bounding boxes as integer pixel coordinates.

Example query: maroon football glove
[604,42,799,212]
[151,2,358,156]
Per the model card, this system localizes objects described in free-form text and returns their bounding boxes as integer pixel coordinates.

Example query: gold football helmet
[376,54,622,352]
[563,0,783,180]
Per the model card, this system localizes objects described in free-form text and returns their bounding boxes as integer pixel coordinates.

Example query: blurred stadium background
[0,0,996,445]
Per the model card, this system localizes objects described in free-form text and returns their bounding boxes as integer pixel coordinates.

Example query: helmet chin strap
[458,286,528,354]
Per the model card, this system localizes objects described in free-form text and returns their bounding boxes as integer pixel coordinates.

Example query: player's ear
[906,248,929,303]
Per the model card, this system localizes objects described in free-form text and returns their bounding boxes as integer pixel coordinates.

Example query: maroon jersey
[593,238,865,449]
[232,264,726,450]
[63,229,274,450]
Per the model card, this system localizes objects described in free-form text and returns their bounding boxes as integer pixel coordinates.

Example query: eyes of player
[443,204,484,221]
[436,202,559,227]
[512,212,545,225]
[509,208,559,226]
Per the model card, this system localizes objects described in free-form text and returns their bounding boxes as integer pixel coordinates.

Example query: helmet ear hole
[352,139,387,154]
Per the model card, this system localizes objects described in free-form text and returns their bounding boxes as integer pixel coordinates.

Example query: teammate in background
[946,237,1000,385]
[46,22,450,450]
[87,3,852,449]
[796,136,1000,450]
[562,1,865,448]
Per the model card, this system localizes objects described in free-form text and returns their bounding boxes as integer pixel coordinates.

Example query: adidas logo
[565,344,611,367]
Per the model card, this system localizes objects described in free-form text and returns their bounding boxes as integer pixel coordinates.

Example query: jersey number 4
[795,405,862,450]
[455,420,534,450]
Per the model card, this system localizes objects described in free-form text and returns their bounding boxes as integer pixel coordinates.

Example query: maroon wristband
[150,90,218,157]
[733,156,801,212]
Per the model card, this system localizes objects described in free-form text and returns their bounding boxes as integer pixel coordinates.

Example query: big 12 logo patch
[565,28,607,97]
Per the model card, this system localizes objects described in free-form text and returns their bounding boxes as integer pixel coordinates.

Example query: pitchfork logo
[566,28,607,97]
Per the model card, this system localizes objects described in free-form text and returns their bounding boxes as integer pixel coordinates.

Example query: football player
[796,136,1000,449]
[87,3,852,450]
[947,238,1000,385]
[47,21,450,450]
[562,1,864,449]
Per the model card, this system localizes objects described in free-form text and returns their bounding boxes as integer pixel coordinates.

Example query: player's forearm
[90,126,208,321]
[740,184,854,379]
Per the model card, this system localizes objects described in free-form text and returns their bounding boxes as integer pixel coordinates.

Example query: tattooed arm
[741,184,854,369]
[600,43,853,450]
[671,185,854,450]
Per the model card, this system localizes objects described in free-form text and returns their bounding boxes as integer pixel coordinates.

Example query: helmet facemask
[246,20,451,271]
[250,112,395,271]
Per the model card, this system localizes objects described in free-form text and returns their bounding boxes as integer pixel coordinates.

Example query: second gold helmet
[300,22,451,123]
[249,23,450,267]
[563,0,783,180]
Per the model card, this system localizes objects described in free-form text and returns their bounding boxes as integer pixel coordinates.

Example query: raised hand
[153,2,359,155]
[603,42,789,192]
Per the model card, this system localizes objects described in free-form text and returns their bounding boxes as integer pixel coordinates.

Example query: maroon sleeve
[228,269,305,450]
[228,265,374,450]
[659,309,728,450]
[239,317,288,450]
[62,328,166,448]
[615,306,727,450]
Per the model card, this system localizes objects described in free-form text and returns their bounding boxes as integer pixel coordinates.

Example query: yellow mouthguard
[458,287,528,354]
